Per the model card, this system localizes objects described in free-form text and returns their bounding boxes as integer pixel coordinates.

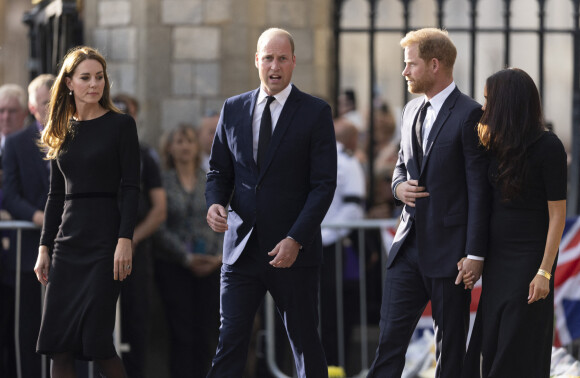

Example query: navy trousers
[368,226,471,378]
[207,232,328,378]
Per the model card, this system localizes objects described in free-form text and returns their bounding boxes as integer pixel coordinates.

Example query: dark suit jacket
[3,123,50,275]
[205,85,337,267]
[388,87,490,277]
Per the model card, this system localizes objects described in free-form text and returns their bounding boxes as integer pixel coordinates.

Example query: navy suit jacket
[205,85,337,267]
[3,123,50,276]
[388,87,490,278]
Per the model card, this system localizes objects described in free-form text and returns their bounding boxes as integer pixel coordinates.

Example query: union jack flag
[554,217,580,346]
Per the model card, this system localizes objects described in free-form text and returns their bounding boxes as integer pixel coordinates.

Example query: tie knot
[265,96,276,106]
[422,101,431,111]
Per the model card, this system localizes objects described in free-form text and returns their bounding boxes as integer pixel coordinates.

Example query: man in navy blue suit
[2,74,54,378]
[368,29,490,378]
[205,28,337,377]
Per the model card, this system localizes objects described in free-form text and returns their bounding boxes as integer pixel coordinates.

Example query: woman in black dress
[462,68,567,377]
[34,46,140,377]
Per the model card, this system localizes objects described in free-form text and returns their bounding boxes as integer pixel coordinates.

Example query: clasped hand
[455,257,483,290]
[188,254,222,277]
[456,257,550,304]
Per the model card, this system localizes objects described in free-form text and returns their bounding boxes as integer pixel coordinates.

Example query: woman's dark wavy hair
[478,68,545,201]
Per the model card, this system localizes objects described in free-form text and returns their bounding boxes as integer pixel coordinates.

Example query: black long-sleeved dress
[464,131,567,377]
[37,111,140,360]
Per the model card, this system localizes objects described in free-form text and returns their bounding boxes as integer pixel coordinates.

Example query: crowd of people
[0,26,568,378]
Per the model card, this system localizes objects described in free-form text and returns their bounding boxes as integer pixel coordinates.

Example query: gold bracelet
[537,269,552,280]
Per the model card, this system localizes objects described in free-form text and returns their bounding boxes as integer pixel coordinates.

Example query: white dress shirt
[421,81,456,150]
[252,84,293,163]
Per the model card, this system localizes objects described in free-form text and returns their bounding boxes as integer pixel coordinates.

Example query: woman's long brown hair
[41,46,120,159]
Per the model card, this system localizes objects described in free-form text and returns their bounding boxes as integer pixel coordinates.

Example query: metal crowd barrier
[5,218,580,377]
[0,220,128,378]
[264,218,397,378]
[1,220,39,378]
[263,219,580,377]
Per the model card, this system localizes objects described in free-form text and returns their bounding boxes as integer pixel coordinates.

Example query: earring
[69,90,73,96]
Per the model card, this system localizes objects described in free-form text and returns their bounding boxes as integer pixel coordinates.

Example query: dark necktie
[415,101,431,166]
[257,96,276,171]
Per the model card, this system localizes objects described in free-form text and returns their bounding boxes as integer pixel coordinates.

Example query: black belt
[65,192,117,200]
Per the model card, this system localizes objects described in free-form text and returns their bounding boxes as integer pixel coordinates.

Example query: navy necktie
[258,96,275,171]
[415,101,430,166]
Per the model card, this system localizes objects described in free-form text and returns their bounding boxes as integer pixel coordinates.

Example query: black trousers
[155,258,220,378]
[0,280,16,378]
[368,226,471,378]
[120,242,153,378]
[319,242,359,368]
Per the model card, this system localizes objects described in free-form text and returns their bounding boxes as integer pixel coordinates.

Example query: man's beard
[407,76,434,94]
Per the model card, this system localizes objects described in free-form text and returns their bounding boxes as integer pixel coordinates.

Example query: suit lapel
[421,88,460,172]
[407,100,423,178]
[258,85,301,180]
[244,89,260,175]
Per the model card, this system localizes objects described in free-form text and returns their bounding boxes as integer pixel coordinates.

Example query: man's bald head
[199,114,220,155]
[334,117,359,153]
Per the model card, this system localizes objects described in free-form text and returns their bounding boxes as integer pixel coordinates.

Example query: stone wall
[83,0,334,147]
[0,0,33,89]
[0,0,573,149]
